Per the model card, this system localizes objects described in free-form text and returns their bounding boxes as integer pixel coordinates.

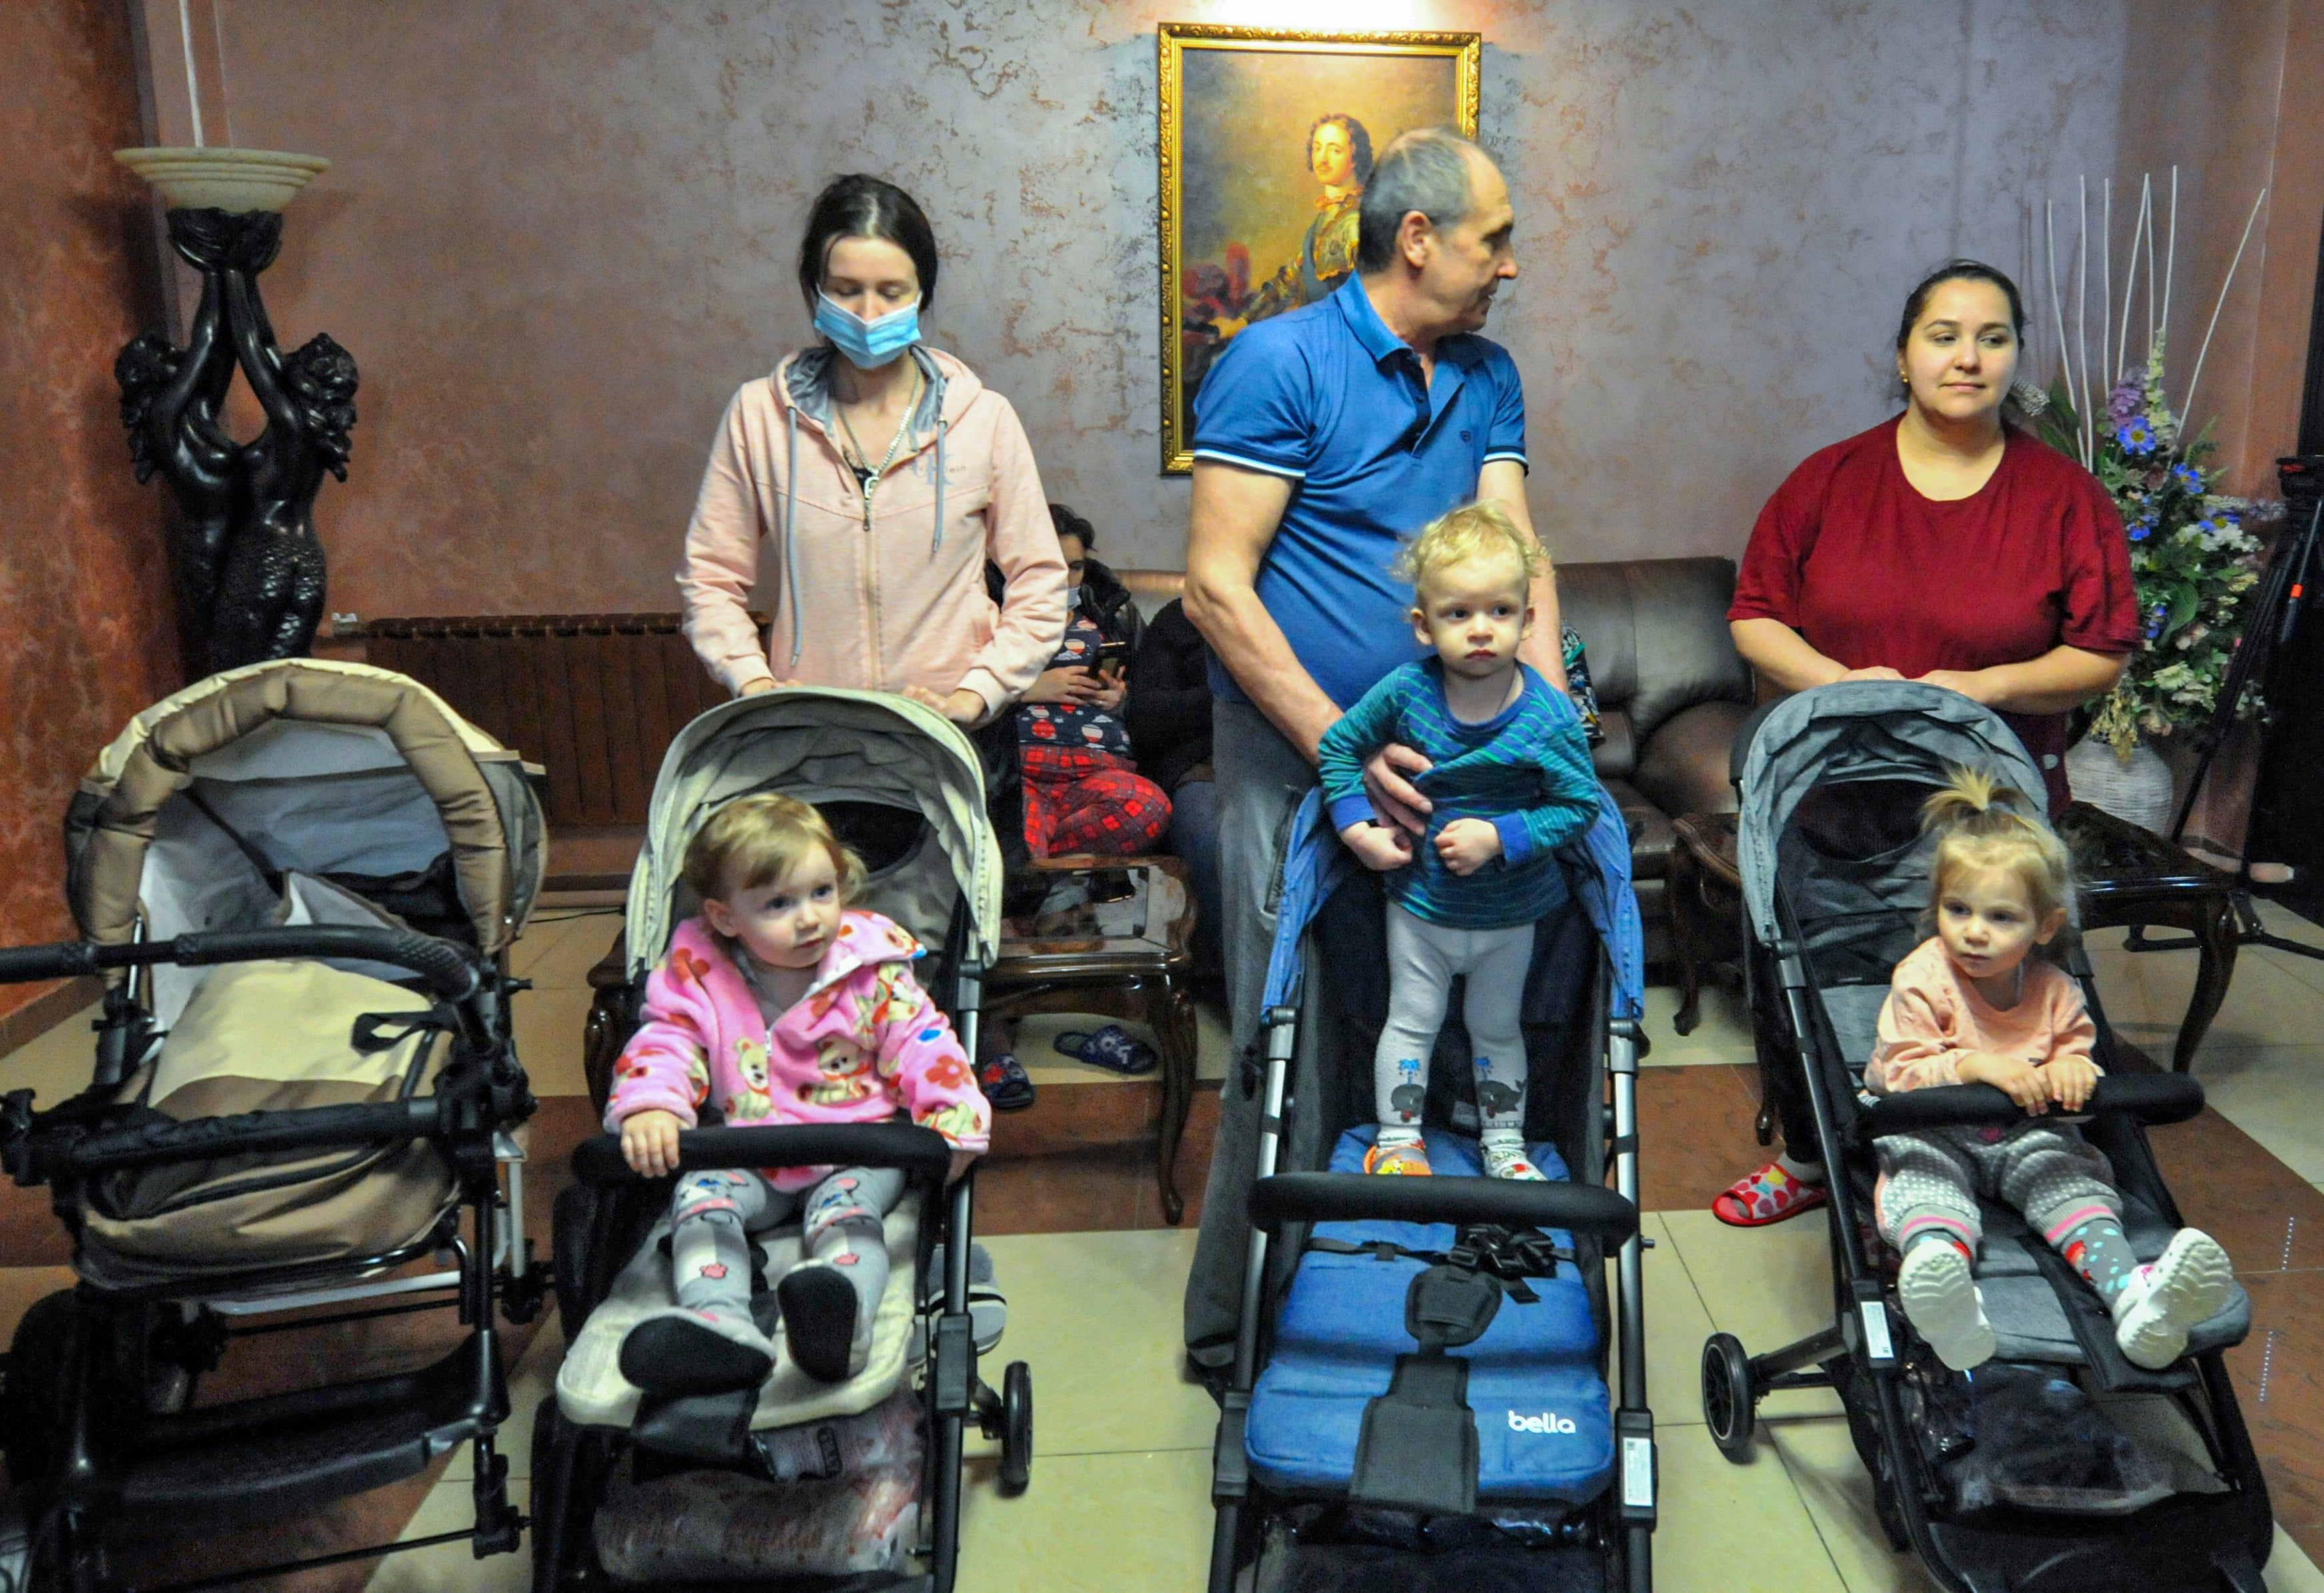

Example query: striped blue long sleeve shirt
[1316,659,1601,929]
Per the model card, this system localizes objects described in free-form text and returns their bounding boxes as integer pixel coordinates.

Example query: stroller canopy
[1262,782,1646,1021]
[627,688,1002,976]
[67,659,546,1026]
[1733,681,2051,948]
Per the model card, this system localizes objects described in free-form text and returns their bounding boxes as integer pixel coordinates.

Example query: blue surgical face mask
[815,294,920,369]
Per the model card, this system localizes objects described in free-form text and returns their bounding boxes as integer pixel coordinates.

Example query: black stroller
[1698,682,2270,1591]
[1197,786,1657,1592]
[530,688,1031,1592]
[0,659,550,1590]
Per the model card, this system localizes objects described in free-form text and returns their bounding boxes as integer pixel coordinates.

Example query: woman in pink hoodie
[677,175,1068,727]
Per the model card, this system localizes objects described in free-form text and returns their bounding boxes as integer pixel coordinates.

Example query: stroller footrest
[122,1335,499,1525]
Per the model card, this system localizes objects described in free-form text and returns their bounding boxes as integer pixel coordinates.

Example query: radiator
[362,614,752,830]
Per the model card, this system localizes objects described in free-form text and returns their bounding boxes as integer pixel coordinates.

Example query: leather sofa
[1554,558,1752,956]
[1114,557,1752,956]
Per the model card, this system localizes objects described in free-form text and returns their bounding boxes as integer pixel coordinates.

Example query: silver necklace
[835,365,923,533]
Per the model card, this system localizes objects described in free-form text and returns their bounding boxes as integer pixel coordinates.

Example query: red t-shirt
[1729,419,2139,812]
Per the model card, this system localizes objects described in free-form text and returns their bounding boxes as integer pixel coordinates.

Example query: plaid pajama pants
[1020,743,1172,856]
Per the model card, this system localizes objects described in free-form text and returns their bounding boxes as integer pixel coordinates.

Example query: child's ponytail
[1920,766,2072,922]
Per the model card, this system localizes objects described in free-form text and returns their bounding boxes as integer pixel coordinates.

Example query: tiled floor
[5,902,2324,1590]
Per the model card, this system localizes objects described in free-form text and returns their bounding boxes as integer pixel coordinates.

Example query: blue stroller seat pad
[1244,1127,1614,1504]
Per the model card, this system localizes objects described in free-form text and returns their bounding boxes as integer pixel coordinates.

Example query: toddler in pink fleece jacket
[609,793,990,1393]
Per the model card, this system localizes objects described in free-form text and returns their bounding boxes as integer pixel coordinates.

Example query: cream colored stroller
[0,659,548,1590]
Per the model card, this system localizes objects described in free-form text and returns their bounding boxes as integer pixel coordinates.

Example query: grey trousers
[1874,1123,2119,1255]
[1214,699,1322,1070]
[1377,906,1533,1128]
[1186,700,1318,1369]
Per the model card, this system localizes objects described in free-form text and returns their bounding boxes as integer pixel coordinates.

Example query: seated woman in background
[976,506,1174,1108]
[1013,505,1170,859]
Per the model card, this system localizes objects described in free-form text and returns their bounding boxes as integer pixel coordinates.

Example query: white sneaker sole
[1898,1243,1996,1371]
[2116,1230,2234,1370]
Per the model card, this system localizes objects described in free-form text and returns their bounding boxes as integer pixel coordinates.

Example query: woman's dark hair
[797,175,939,313]
[1896,259,2026,351]
[1049,502,1094,550]
[1307,113,1375,188]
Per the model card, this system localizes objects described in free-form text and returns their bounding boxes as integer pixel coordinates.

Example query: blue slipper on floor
[979,1054,1036,1111]
[1054,1025,1158,1076]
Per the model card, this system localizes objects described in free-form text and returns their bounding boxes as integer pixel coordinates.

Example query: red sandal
[1711,1161,1829,1227]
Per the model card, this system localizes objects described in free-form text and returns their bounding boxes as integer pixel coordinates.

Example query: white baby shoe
[1898,1240,1996,1371]
[2112,1229,2233,1370]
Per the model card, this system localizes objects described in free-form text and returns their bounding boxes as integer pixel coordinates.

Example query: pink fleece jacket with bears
[605,910,990,1191]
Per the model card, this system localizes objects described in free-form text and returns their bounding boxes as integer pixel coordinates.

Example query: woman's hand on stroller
[619,1108,686,1177]
[1955,1052,2050,1114]
[738,677,799,696]
[904,683,988,725]
[1339,820,1413,872]
[2042,1056,2099,1112]
[1435,818,1503,876]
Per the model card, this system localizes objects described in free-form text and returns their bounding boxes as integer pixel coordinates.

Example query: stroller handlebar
[1854,1073,2204,1141]
[571,1123,956,1186]
[1247,1171,1640,1243]
[56,1098,446,1176]
[0,927,481,1001]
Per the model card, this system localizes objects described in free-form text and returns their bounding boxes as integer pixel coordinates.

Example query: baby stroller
[533,687,1032,1592]
[0,659,548,1589]
[1201,785,1657,1593]
[1698,681,2269,1592]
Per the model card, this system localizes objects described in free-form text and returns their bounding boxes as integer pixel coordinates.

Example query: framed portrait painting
[1157,23,1481,473]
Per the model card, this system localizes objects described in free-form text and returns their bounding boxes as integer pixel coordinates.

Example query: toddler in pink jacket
[609,792,990,1392]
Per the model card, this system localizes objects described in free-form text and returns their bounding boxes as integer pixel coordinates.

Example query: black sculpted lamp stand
[111,147,356,677]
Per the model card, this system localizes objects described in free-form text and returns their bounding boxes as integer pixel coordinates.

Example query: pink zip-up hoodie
[677,344,1068,720]
[606,910,991,1190]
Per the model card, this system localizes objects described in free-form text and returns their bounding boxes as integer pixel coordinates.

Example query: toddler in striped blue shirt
[1318,503,1602,1179]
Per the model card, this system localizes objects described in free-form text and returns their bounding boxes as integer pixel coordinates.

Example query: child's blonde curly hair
[1922,767,2073,924]
[684,791,866,906]
[1393,500,1549,599]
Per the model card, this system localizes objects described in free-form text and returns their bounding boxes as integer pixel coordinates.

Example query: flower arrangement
[2032,170,2273,754]
[2032,348,2263,751]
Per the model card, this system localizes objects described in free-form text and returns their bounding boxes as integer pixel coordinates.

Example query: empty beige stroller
[0,658,548,1590]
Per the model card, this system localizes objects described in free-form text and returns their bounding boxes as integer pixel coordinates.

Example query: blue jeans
[1166,777,1222,981]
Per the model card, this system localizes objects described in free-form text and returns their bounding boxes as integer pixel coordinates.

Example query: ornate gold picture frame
[1157,23,1481,474]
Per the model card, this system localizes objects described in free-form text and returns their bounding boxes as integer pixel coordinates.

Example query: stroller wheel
[0,1292,77,1488]
[1000,1361,1033,1494]
[1701,1332,1757,1461]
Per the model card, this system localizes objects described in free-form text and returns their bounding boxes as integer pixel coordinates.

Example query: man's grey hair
[1357,128,1485,273]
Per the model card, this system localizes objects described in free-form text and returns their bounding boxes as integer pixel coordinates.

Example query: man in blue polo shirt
[1180,128,1565,1368]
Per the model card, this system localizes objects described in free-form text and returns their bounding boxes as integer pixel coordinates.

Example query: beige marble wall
[0,0,181,1014]
[123,1,2316,617]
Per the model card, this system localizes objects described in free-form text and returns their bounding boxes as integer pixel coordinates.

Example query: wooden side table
[1668,812,1745,1037]
[986,855,1200,1225]
[2056,801,2239,1074]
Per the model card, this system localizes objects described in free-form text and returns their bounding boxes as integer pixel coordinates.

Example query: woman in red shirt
[1713,260,2139,1227]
